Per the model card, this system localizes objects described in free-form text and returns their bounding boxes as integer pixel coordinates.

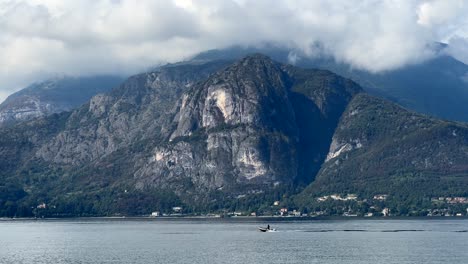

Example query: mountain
[192,46,468,122]
[0,75,124,126]
[0,59,232,216]
[295,94,468,215]
[0,55,361,216]
[1,54,467,218]
[295,94,468,216]
[135,55,361,195]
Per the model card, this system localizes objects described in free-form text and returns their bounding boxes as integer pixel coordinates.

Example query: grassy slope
[297,94,468,206]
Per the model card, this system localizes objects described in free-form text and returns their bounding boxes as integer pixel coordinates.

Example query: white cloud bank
[1,0,468,102]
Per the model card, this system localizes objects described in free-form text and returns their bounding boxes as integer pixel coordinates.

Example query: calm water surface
[0,218,467,264]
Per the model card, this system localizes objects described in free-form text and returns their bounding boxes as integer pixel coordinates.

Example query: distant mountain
[0,55,467,218]
[192,46,468,122]
[0,75,124,126]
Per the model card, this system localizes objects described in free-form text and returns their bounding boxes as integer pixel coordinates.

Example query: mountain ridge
[191,46,468,122]
[1,54,467,217]
[0,75,124,127]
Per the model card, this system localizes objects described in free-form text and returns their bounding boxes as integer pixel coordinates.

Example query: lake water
[0,218,467,264]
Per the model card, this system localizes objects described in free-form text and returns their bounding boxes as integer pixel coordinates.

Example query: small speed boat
[258,227,276,232]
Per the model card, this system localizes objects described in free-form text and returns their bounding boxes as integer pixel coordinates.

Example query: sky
[1,0,468,102]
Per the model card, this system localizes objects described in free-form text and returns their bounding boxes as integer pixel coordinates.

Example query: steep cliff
[133,55,361,199]
[35,61,229,166]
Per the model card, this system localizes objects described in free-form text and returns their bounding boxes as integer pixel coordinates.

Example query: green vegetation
[295,94,468,214]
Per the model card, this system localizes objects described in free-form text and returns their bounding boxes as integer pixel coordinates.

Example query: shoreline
[1,215,467,222]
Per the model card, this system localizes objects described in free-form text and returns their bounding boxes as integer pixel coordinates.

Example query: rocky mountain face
[193,46,468,122]
[35,61,229,166]
[0,55,362,215]
[0,60,233,216]
[41,56,359,198]
[134,55,361,194]
[1,54,468,217]
[0,75,124,126]
[136,55,301,191]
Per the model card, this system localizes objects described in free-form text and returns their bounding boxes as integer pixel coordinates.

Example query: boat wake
[296,229,426,233]
[293,229,468,233]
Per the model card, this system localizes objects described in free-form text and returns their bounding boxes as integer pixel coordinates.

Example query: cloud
[446,37,468,65]
[1,0,468,102]
[417,0,465,27]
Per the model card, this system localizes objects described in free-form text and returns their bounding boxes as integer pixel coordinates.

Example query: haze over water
[0,219,467,264]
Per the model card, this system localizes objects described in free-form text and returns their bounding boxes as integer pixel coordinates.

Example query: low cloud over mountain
[1,0,468,102]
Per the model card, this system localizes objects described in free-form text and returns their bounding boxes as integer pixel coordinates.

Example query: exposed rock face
[171,55,297,138]
[0,97,61,125]
[134,54,361,192]
[36,61,229,165]
[135,55,299,190]
[0,76,124,126]
[325,138,363,162]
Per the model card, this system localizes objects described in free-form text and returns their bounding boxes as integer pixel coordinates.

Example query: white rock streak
[238,149,267,179]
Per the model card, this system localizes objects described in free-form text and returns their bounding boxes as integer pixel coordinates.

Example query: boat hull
[258,227,276,232]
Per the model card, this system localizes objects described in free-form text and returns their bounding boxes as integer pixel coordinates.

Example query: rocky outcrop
[36,60,229,165]
[325,138,363,162]
[0,96,61,124]
[135,55,300,190]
